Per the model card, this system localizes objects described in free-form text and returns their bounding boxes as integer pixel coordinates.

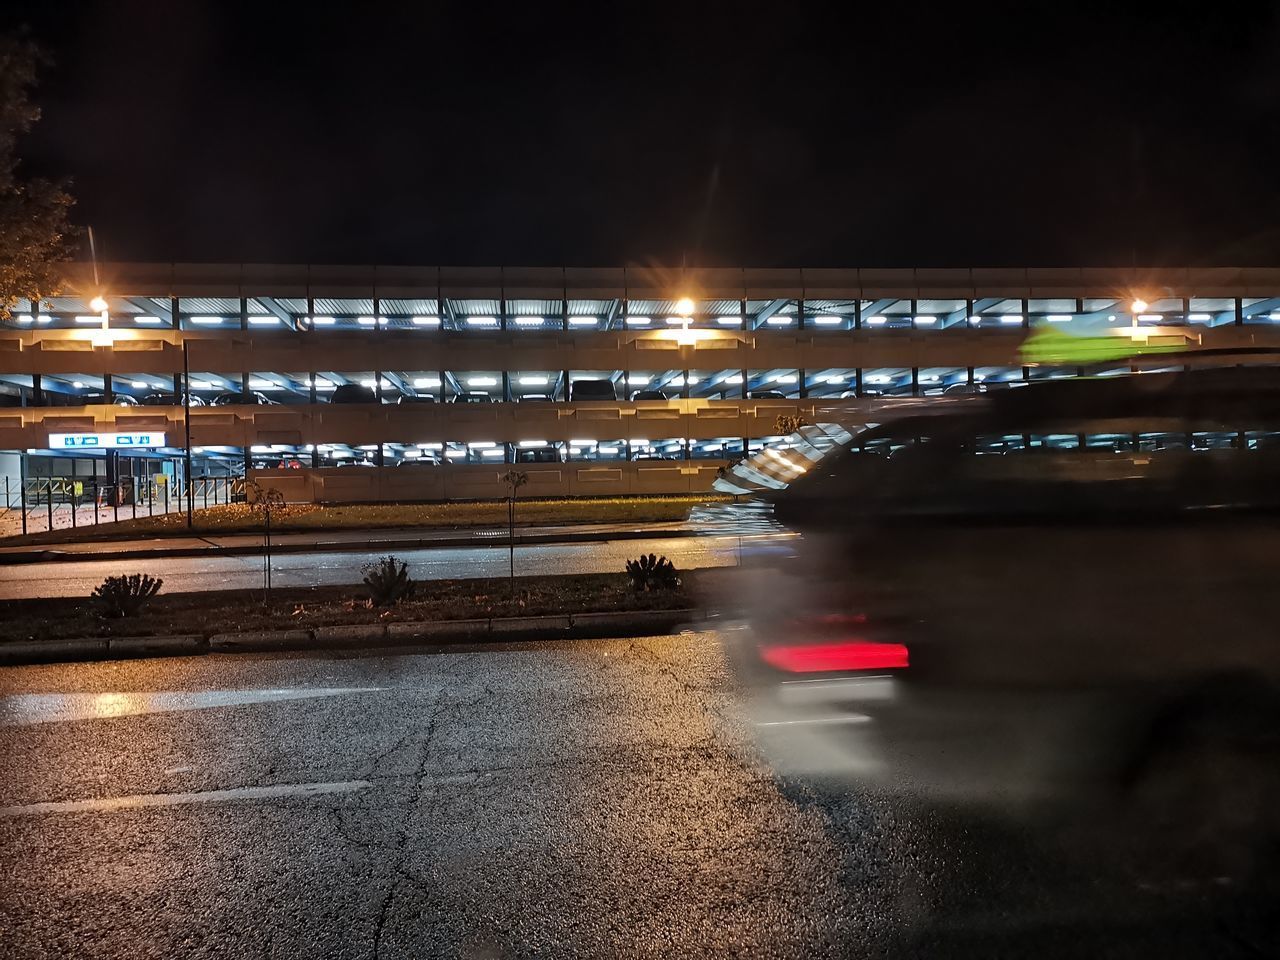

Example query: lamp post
[183,339,193,528]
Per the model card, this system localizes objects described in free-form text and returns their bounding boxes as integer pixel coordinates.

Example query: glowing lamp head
[1130,298,1148,314]
[88,295,109,313]
[674,297,695,317]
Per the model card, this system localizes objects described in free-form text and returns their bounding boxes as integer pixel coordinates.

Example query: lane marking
[0,779,371,816]
[0,687,385,726]
[755,714,872,727]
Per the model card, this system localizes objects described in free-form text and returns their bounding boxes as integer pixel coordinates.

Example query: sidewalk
[0,521,700,565]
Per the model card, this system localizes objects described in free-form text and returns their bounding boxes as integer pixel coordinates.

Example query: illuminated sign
[47,432,167,449]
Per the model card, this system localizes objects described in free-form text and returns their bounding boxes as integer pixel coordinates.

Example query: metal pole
[71,479,77,529]
[45,479,53,531]
[19,457,28,536]
[131,476,137,520]
[184,340,194,528]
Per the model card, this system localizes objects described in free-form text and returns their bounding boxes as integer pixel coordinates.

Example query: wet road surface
[0,534,745,600]
[0,635,1272,958]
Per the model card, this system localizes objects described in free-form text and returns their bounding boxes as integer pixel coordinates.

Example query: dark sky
[5,0,1280,267]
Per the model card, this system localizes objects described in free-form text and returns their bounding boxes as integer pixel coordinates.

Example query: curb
[0,609,698,667]
[0,528,700,566]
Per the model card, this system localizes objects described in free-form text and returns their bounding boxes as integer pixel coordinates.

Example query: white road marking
[755,714,872,727]
[0,780,370,816]
[0,687,385,726]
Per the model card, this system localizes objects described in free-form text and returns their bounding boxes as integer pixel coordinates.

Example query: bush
[91,573,163,618]
[625,553,681,592]
[362,555,416,606]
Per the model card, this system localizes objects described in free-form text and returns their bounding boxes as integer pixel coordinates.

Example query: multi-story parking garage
[2,263,1279,514]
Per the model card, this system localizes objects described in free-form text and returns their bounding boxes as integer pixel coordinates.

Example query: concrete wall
[249,461,727,503]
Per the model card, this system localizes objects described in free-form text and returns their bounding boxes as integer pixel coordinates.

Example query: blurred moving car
[725,367,1280,877]
[632,389,669,401]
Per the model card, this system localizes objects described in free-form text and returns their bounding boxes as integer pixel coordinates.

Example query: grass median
[3,495,729,546]
[0,571,715,645]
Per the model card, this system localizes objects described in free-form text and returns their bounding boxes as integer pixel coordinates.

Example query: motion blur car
[632,389,669,401]
[725,367,1280,877]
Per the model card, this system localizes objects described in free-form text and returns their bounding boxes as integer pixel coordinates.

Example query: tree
[501,469,528,595]
[0,35,76,322]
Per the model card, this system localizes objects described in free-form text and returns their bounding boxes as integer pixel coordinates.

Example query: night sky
[5,1,1280,267]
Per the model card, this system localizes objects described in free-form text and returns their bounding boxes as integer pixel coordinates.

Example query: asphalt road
[0,636,1272,958]
[0,535,746,600]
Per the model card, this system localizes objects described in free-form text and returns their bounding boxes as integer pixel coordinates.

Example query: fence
[0,475,244,536]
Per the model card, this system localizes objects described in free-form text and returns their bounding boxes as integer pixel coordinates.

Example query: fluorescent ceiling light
[250,445,272,453]
[913,315,937,325]
[519,440,547,448]
[468,442,495,449]
[686,375,701,384]
[626,316,651,326]
[665,317,688,326]
[467,316,498,327]
[1138,314,1161,322]
[570,439,597,446]
[813,316,842,325]
[75,315,103,324]
[920,375,940,383]
[357,316,378,326]
[773,374,798,383]
[411,316,440,326]
[628,375,650,385]
[248,317,279,326]
[568,317,597,326]
[190,316,224,325]
[310,316,336,326]
[413,377,441,388]
[135,315,163,325]
[766,317,792,326]
[1046,315,1073,323]
[1188,313,1211,321]
[248,379,279,389]
[724,375,744,384]
[468,376,498,387]
[598,446,619,454]
[867,316,887,325]
[514,317,544,326]
[402,450,421,458]
[360,379,376,388]
[518,375,547,385]
[1000,315,1024,324]
[16,315,34,323]
[417,442,443,450]
[866,375,893,384]
[481,449,504,457]
[130,380,147,388]
[71,380,84,388]
[716,317,741,326]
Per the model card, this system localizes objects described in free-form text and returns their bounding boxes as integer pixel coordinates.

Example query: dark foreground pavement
[0,636,1273,958]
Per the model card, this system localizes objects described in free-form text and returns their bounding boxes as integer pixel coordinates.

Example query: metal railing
[0,475,245,535]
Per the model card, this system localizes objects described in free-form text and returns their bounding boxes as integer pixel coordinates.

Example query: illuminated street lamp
[675,296,695,317]
[1131,298,1148,315]
[88,295,109,313]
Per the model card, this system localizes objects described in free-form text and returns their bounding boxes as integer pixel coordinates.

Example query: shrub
[91,573,163,618]
[362,555,416,606]
[625,553,681,592]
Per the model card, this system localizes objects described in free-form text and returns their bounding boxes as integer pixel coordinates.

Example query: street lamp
[1131,298,1148,315]
[675,296,695,317]
[88,295,109,313]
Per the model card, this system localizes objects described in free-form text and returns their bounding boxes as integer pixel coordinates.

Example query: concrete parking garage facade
[2,263,1280,506]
